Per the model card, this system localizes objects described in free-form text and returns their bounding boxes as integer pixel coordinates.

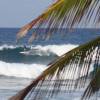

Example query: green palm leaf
[10,37,100,100]
[17,0,100,42]
[11,0,100,100]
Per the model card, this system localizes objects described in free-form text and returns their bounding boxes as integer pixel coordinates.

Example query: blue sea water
[0,28,100,100]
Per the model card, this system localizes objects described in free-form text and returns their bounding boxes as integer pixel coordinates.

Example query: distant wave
[0,44,57,64]
[0,44,78,64]
[0,61,46,78]
[0,44,21,50]
[0,44,78,56]
[30,44,78,56]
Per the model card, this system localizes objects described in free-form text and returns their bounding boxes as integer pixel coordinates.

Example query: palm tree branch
[16,0,64,40]
[81,67,100,100]
[10,37,100,100]
[16,0,100,42]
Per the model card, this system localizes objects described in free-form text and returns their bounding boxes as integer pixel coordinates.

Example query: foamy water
[0,61,46,78]
[0,44,78,56]
[31,44,78,56]
[0,44,77,78]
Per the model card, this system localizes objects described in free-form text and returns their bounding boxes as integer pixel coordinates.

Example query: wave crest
[0,44,78,78]
[0,44,78,56]
[31,44,78,56]
[0,61,46,78]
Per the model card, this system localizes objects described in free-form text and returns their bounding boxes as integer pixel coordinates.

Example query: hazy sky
[0,0,53,27]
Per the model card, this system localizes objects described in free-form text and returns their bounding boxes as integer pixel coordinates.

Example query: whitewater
[0,44,77,78]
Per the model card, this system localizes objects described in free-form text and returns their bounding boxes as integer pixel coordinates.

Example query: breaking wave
[0,44,78,56]
[0,44,78,78]
[0,61,46,78]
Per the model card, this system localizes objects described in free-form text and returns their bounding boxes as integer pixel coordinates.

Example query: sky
[0,0,53,27]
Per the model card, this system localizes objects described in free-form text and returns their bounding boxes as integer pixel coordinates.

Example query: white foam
[0,44,78,78]
[0,61,46,78]
[0,44,78,56]
[31,44,78,56]
[0,44,18,50]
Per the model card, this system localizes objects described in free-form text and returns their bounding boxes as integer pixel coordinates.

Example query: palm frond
[28,32,37,43]
[81,67,100,100]
[17,0,100,41]
[17,0,64,40]
[10,37,100,100]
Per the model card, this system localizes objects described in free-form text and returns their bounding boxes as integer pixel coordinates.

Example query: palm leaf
[17,0,64,40]
[81,67,100,100]
[10,37,100,100]
[17,0,100,42]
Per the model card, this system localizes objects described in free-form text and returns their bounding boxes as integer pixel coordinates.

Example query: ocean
[0,28,100,100]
